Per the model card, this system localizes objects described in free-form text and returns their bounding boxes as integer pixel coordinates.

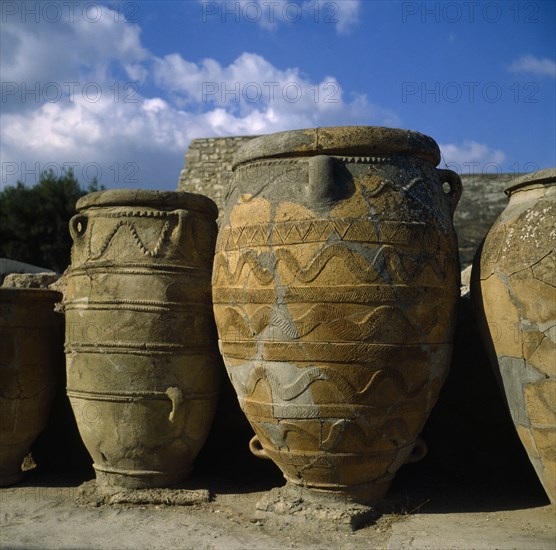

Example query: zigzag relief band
[219,219,449,249]
[87,219,172,258]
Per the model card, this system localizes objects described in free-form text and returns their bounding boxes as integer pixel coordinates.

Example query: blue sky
[1,0,555,190]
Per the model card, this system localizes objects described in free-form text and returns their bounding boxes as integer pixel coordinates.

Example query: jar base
[286,477,392,506]
[93,463,192,489]
[255,481,387,530]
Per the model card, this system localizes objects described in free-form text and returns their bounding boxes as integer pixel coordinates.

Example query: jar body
[472,171,556,503]
[213,127,462,504]
[0,288,61,486]
[65,190,220,488]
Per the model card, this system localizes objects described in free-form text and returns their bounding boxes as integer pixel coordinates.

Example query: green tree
[0,169,103,272]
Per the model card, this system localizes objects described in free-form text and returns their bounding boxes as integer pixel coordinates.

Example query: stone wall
[177,136,516,267]
[454,173,512,266]
[178,136,259,212]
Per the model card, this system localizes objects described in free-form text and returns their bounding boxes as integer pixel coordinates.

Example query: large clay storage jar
[0,288,62,486]
[472,168,556,503]
[213,126,462,504]
[65,190,220,489]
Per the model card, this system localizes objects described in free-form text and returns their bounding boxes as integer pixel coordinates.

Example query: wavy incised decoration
[365,176,423,198]
[213,249,275,285]
[237,364,427,404]
[244,365,328,402]
[217,306,273,339]
[214,243,447,286]
[253,417,410,454]
[217,303,445,342]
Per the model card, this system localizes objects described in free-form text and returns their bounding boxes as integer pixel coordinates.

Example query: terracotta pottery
[65,190,220,489]
[212,126,462,504]
[0,288,62,486]
[472,168,556,503]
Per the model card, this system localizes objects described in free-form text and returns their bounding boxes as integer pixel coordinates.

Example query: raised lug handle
[166,386,184,424]
[173,210,188,244]
[308,155,335,203]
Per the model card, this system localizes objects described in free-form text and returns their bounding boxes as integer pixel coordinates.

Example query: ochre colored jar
[472,168,556,503]
[213,127,462,504]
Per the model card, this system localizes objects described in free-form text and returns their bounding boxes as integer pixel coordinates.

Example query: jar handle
[308,155,335,204]
[437,168,462,217]
[69,214,88,241]
[166,386,184,424]
[169,210,188,245]
[404,436,428,464]
[249,435,270,460]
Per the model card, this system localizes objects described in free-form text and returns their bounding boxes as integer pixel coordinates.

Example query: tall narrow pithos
[1,288,62,486]
[213,126,462,505]
[65,190,220,489]
[472,168,556,503]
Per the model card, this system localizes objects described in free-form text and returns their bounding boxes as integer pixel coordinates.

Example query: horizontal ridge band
[65,342,216,355]
[67,389,220,402]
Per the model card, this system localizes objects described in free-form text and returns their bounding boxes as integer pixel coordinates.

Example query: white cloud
[333,0,360,35]
[1,87,209,189]
[152,51,388,124]
[439,141,506,172]
[508,55,556,78]
[0,2,385,190]
[0,11,147,91]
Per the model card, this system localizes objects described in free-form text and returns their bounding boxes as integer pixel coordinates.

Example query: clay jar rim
[0,287,62,303]
[76,189,218,219]
[232,126,441,168]
[504,167,556,197]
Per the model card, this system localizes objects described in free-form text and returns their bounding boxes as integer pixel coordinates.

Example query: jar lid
[233,126,441,168]
[76,189,218,218]
[505,167,556,196]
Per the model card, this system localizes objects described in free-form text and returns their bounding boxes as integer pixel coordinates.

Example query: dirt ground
[1,462,554,550]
